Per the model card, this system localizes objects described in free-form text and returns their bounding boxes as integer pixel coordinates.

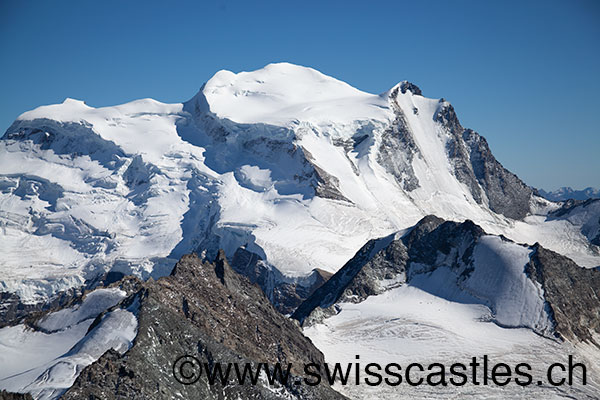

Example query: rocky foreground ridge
[62,252,343,400]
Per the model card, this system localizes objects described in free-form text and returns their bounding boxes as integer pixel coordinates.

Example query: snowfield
[304,283,600,399]
[302,221,600,399]
[0,62,598,306]
[0,288,136,400]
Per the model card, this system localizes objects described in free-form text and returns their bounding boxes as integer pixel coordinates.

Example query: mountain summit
[198,62,385,125]
[1,63,598,308]
[1,63,600,400]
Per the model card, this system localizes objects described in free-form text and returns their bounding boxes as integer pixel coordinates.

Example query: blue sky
[1,0,598,190]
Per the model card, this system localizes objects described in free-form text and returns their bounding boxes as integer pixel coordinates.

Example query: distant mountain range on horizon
[538,186,600,202]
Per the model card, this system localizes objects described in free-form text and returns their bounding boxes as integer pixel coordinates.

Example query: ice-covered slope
[305,286,600,399]
[294,216,552,334]
[1,63,598,307]
[301,216,600,399]
[0,287,137,400]
[0,99,219,303]
[548,199,600,246]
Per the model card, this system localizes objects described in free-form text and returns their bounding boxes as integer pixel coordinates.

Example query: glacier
[1,62,599,307]
[0,287,137,399]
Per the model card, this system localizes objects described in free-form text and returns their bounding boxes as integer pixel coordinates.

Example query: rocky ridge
[61,252,344,399]
[293,216,600,346]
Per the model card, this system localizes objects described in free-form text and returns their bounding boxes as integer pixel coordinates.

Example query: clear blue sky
[1,0,598,190]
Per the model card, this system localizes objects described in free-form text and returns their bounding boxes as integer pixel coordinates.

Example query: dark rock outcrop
[527,244,600,345]
[293,215,484,325]
[62,252,344,400]
[434,100,534,220]
[294,215,600,346]
[230,246,332,314]
[0,390,33,400]
[399,81,422,96]
[462,128,533,220]
[403,217,484,270]
[378,87,421,191]
[0,289,81,329]
[292,232,408,325]
[301,147,350,202]
[272,269,332,315]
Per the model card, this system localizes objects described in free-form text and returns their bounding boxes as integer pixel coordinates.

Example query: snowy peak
[2,62,599,311]
[203,62,365,100]
[13,98,91,124]
[383,80,423,98]
[197,64,430,127]
[196,62,391,125]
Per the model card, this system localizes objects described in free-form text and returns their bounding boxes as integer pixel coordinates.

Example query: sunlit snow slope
[1,63,598,304]
[0,287,137,400]
[301,217,600,399]
[305,284,600,399]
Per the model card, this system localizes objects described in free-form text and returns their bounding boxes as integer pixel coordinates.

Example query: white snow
[550,200,600,246]
[201,62,390,127]
[0,287,136,399]
[466,236,552,333]
[238,165,273,191]
[36,288,126,332]
[304,283,600,399]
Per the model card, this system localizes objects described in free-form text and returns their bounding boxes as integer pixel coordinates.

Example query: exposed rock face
[292,233,408,325]
[377,87,421,191]
[527,244,600,345]
[399,81,422,96]
[230,247,332,314]
[462,128,533,220]
[293,215,485,325]
[435,105,485,205]
[62,252,343,399]
[300,147,350,202]
[0,391,32,400]
[0,289,81,329]
[272,269,332,316]
[294,216,600,344]
[402,217,485,280]
[434,101,534,220]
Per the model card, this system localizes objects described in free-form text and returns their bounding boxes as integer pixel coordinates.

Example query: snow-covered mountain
[1,62,599,310]
[0,287,137,399]
[1,62,600,399]
[539,186,600,202]
[0,254,342,400]
[298,216,600,399]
